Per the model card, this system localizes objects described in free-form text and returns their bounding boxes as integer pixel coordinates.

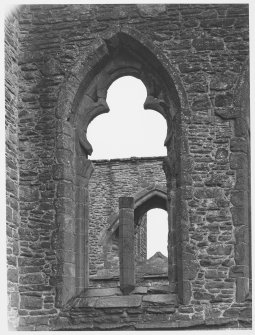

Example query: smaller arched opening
[135,208,169,285]
[89,185,176,291]
[147,209,168,259]
[134,196,169,286]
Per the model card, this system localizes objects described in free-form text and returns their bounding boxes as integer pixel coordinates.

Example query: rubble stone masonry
[5,4,251,330]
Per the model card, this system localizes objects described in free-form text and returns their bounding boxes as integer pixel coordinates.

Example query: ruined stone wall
[5,4,251,330]
[88,157,165,278]
[5,9,21,329]
[135,214,147,261]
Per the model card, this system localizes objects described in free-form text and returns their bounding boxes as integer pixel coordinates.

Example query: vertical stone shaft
[119,197,135,294]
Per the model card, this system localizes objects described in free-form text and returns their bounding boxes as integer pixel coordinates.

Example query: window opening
[135,208,168,285]
[87,76,167,159]
[146,208,168,258]
[88,76,169,288]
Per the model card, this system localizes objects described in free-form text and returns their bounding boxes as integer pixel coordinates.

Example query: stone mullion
[119,197,135,294]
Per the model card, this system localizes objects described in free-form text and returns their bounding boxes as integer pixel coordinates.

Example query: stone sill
[90,274,168,281]
[67,286,178,309]
[92,156,165,164]
[70,293,177,309]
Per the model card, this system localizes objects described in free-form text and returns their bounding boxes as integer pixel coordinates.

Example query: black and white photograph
[4,0,252,331]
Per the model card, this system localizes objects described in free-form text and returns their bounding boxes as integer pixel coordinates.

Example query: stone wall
[88,157,165,278]
[5,9,21,329]
[5,4,251,330]
[135,214,147,262]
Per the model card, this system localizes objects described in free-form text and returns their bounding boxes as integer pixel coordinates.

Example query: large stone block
[142,294,177,305]
[95,295,142,308]
[236,277,249,302]
[20,295,43,310]
[183,260,199,280]
[7,268,18,283]
[137,4,167,17]
[81,287,122,297]
[230,190,248,207]
[230,152,248,170]
[193,291,214,300]
[192,37,224,51]
[20,273,45,285]
[207,244,232,256]
[215,93,233,107]
[210,73,235,91]
[231,206,248,226]
[18,228,39,242]
[182,280,192,305]
[230,137,248,153]
[229,265,249,278]
[191,95,210,111]
[234,242,248,265]
[235,169,249,190]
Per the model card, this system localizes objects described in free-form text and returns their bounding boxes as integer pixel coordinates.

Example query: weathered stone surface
[147,285,173,294]
[191,95,211,111]
[95,295,142,308]
[230,137,248,153]
[229,265,249,278]
[230,153,248,170]
[215,93,233,107]
[81,287,122,297]
[137,4,166,17]
[192,37,224,51]
[231,207,248,226]
[119,197,135,294]
[183,260,199,280]
[5,3,251,331]
[143,294,177,305]
[234,242,248,265]
[7,268,18,283]
[135,319,204,329]
[20,295,43,310]
[210,73,235,91]
[236,277,249,302]
[19,273,45,285]
[131,287,148,295]
[207,244,232,255]
[230,191,248,207]
[193,291,214,300]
